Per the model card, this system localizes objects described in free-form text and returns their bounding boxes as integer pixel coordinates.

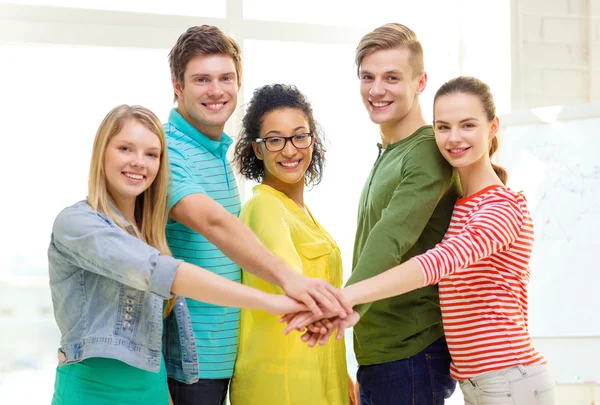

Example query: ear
[489,116,500,140]
[172,76,183,100]
[416,71,428,95]
[252,141,263,160]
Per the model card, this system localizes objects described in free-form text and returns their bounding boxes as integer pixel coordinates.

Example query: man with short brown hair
[162,25,350,405]
[346,23,460,404]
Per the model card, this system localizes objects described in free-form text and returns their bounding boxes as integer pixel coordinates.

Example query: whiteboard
[498,106,600,337]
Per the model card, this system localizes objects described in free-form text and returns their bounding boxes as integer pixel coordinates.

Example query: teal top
[52,355,168,405]
[164,108,242,379]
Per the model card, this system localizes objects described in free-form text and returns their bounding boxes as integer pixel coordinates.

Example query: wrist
[274,263,298,288]
[342,286,359,308]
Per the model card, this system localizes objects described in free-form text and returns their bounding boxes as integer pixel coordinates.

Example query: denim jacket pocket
[114,286,144,340]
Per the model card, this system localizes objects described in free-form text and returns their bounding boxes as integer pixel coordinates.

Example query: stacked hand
[280,272,353,318]
[280,309,361,346]
[266,273,360,347]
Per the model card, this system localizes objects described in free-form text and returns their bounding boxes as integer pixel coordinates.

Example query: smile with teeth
[448,147,471,155]
[123,172,144,180]
[279,160,300,168]
[370,101,392,108]
[204,102,226,111]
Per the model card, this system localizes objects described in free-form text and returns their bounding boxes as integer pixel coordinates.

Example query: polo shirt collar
[168,108,232,158]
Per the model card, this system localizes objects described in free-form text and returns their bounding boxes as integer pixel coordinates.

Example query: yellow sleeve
[241,194,303,274]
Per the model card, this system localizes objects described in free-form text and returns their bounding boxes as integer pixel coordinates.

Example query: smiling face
[252,108,314,192]
[173,53,241,140]
[104,118,161,212]
[359,47,426,126]
[433,92,499,170]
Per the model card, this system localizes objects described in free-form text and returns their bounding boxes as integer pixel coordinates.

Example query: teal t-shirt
[164,109,242,379]
[52,356,168,405]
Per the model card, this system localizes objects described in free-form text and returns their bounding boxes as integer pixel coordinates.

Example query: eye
[387,76,399,81]
[361,74,373,81]
[147,153,159,158]
[293,134,308,141]
[222,76,233,82]
[266,137,284,146]
[118,146,130,152]
[435,125,450,131]
[463,123,475,129]
[196,77,208,83]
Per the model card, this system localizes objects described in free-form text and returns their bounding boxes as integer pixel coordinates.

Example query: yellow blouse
[230,184,350,405]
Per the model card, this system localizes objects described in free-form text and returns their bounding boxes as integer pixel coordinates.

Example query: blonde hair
[88,104,177,315]
[355,23,424,78]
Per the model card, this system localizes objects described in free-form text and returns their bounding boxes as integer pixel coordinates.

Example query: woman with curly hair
[230,84,355,405]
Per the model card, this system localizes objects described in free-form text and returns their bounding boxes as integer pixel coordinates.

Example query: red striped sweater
[414,185,545,380]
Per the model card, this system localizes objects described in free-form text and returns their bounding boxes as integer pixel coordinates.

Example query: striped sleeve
[167,144,207,211]
[415,197,524,285]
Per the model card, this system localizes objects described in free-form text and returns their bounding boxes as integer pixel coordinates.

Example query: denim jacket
[48,200,197,379]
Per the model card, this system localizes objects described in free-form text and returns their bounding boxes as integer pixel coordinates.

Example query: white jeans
[460,364,556,405]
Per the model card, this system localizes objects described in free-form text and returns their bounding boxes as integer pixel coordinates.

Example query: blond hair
[355,23,424,78]
[87,104,177,315]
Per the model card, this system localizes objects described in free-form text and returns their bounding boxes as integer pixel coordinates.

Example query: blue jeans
[168,377,229,405]
[357,337,456,405]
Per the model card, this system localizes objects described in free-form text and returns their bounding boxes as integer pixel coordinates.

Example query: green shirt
[52,356,168,405]
[346,125,461,366]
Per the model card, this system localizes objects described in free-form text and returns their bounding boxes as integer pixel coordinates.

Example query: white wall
[512,0,600,108]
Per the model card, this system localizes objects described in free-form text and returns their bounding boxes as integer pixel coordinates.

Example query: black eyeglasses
[255,133,314,152]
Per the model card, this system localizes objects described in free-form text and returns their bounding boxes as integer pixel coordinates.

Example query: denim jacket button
[123,321,131,328]
[57,350,66,363]
[124,314,132,320]
[126,306,133,313]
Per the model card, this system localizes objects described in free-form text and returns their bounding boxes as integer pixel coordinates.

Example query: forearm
[171,195,294,286]
[344,259,425,307]
[204,214,294,285]
[171,262,272,310]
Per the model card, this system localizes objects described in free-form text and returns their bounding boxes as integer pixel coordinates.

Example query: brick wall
[513,0,600,108]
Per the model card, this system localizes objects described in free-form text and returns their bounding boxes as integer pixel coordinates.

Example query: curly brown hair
[233,84,325,186]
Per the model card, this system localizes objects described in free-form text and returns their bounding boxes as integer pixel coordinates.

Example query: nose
[207,80,224,97]
[448,127,461,143]
[369,78,385,97]
[131,151,146,168]
[281,138,297,156]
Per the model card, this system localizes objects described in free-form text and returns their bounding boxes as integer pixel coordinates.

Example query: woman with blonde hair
[49,104,306,405]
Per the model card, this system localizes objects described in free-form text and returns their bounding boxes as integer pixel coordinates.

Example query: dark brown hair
[233,84,325,186]
[355,23,424,78]
[434,76,508,184]
[168,25,242,102]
